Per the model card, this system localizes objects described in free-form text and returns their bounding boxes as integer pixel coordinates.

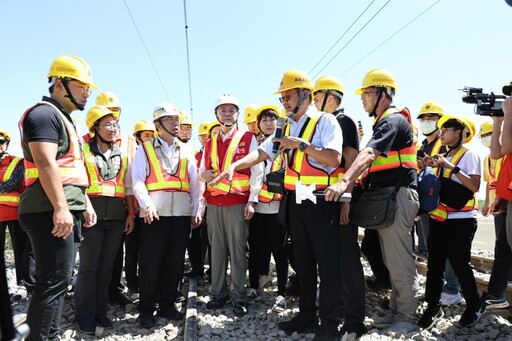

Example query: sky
[1,0,511,197]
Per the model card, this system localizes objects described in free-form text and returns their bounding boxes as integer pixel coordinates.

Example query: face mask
[481,136,491,148]
[419,120,438,135]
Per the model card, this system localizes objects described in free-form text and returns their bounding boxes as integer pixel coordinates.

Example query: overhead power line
[122,0,171,101]
[309,0,377,76]
[183,0,194,120]
[311,0,391,80]
[339,0,441,77]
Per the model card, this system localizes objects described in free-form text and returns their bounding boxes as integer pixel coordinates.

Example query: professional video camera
[461,87,506,116]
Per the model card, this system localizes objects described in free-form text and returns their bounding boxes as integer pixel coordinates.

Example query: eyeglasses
[69,81,92,95]
[279,94,294,103]
[160,116,181,124]
[217,108,238,115]
[98,122,120,129]
[361,90,379,96]
[0,139,6,145]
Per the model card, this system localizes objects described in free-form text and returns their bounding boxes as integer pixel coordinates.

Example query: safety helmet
[279,108,288,119]
[86,105,119,133]
[256,105,280,123]
[214,94,239,111]
[153,102,180,122]
[133,120,156,137]
[48,55,98,89]
[179,110,194,126]
[207,121,221,136]
[355,68,396,95]
[244,104,259,124]
[274,70,314,94]
[437,115,475,144]
[0,130,11,143]
[477,121,493,137]
[417,101,445,119]
[198,121,210,136]
[96,91,121,110]
[314,76,344,96]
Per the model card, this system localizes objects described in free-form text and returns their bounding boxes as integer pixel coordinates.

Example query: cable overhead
[311,0,391,80]
[122,0,171,101]
[183,0,194,121]
[309,0,377,76]
[339,0,441,77]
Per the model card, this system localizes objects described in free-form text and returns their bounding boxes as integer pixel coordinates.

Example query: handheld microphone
[272,118,284,153]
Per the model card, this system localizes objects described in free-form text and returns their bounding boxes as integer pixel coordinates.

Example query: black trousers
[361,229,390,280]
[287,192,340,331]
[108,232,125,297]
[1,219,35,290]
[138,216,191,315]
[125,216,142,291]
[186,224,209,273]
[488,212,512,295]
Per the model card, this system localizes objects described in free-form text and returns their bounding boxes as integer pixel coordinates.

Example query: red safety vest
[19,101,89,188]
[0,156,23,207]
[258,155,284,203]
[142,140,190,192]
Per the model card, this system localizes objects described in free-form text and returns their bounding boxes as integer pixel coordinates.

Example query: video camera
[461,87,506,116]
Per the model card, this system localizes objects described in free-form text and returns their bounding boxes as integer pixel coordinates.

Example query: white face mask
[419,120,438,135]
[481,136,491,148]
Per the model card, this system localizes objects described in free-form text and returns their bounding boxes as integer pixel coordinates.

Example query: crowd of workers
[1,54,512,341]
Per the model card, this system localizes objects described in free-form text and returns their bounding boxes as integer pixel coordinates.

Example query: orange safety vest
[0,156,23,207]
[83,143,127,198]
[485,155,503,205]
[283,114,342,190]
[258,155,284,203]
[207,129,250,196]
[142,140,190,192]
[19,101,89,188]
[429,147,477,222]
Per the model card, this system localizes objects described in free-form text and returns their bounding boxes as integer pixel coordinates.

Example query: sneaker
[418,304,444,330]
[259,275,271,289]
[272,295,287,313]
[175,293,186,304]
[278,314,319,335]
[339,323,368,337]
[481,291,510,309]
[233,301,248,317]
[440,292,465,305]
[158,307,184,321]
[206,296,229,310]
[373,312,396,328]
[459,301,486,327]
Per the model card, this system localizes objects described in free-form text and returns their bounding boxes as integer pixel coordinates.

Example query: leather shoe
[175,293,186,304]
[278,314,318,335]
[206,296,229,310]
[139,313,156,329]
[339,323,368,337]
[109,292,132,307]
[233,302,247,317]
[158,307,184,321]
[95,315,113,329]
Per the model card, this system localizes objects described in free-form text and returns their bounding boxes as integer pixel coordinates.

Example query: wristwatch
[452,166,461,174]
[299,141,308,152]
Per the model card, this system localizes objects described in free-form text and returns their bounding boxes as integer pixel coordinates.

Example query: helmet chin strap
[320,92,329,112]
[62,79,85,111]
[158,119,179,138]
[446,130,463,154]
[288,89,307,118]
[93,129,115,147]
[368,89,384,118]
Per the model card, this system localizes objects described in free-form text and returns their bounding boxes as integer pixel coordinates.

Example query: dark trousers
[488,212,512,295]
[186,224,208,273]
[74,219,124,329]
[19,211,81,341]
[1,219,35,290]
[361,229,390,280]
[425,218,479,310]
[138,216,191,315]
[248,212,288,295]
[108,233,126,297]
[125,217,142,291]
[287,192,341,331]
[339,221,366,326]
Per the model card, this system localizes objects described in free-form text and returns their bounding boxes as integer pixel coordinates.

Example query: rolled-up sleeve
[131,146,153,209]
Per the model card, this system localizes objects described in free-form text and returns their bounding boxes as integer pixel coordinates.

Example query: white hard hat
[214,94,239,111]
[153,102,179,122]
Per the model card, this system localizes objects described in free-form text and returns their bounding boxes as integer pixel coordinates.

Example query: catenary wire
[183,0,194,121]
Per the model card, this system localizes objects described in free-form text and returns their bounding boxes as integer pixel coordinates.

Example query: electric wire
[339,0,441,77]
[183,0,194,121]
[308,0,376,76]
[311,0,391,80]
[122,0,171,101]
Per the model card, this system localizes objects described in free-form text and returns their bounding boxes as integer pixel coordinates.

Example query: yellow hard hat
[179,110,194,126]
[478,121,493,137]
[207,121,221,137]
[256,105,280,122]
[48,55,98,89]
[355,68,396,95]
[0,130,10,142]
[418,101,445,119]
[153,102,180,122]
[86,106,119,133]
[274,70,313,94]
[244,104,259,124]
[133,120,156,137]
[96,91,121,111]
[437,115,475,144]
[280,108,288,119]
[198,121,210,136]
[314,76,344,95]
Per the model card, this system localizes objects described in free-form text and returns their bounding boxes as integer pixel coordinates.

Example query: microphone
[272,118,284,153]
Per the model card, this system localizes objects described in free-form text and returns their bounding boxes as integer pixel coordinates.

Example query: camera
[461,87,506,116]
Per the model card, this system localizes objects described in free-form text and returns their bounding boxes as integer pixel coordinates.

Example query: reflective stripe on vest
[258,155,284,203]
[283,115,342,190]
[143,140,190,192]
[207,129,250,196]
[20,101,89,188]
[0,156,22,207]
[83,144,127,198]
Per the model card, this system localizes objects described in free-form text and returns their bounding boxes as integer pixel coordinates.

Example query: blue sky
[1,0,511,196]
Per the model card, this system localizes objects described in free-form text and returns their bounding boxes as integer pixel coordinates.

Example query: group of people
[2,54,511,341]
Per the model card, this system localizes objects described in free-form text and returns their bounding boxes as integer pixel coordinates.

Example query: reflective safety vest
[142,140,190,192]
[429,147,477,222]
[485,155,503,204]
[19,101,89,188]
[283,114,342,190]
[207,129,250,196]
[83,143,127,198]
[258,155,284,203]
[0,156,23,207]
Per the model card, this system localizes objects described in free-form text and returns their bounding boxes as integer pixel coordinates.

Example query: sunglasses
[0,139,6,145]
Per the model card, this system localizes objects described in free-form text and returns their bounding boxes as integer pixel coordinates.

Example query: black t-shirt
[334,110,359,168]
[366,112,417,188]
[419,136,447,156]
